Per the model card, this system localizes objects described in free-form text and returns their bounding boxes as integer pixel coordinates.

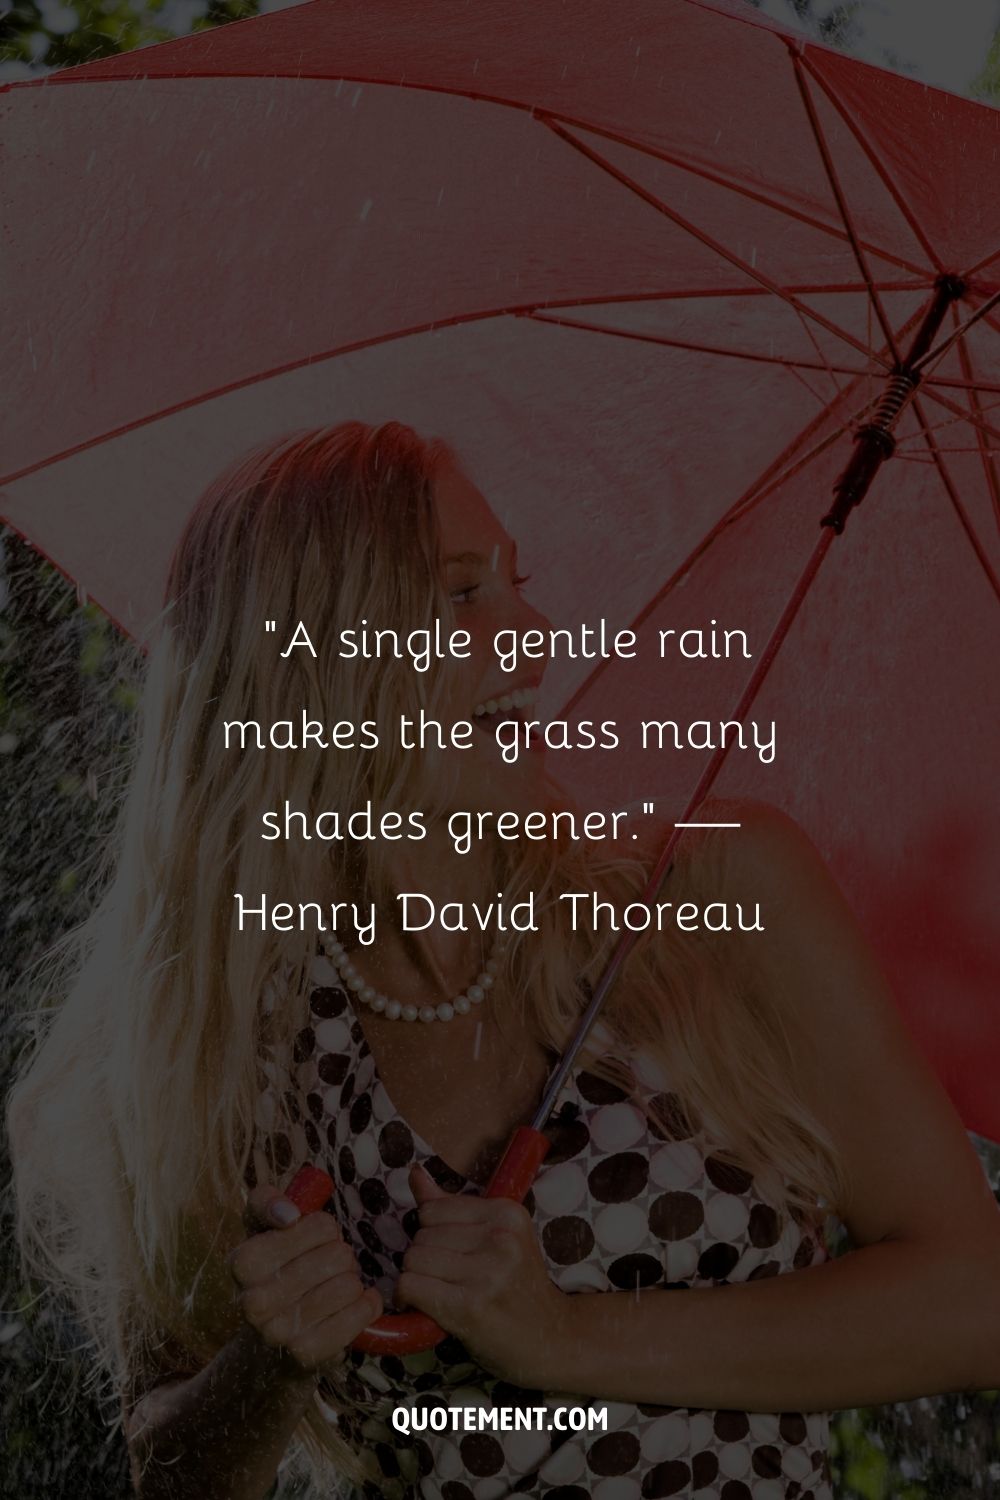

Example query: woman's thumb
[243,1183,301,1234]
[409,1161,448,1204]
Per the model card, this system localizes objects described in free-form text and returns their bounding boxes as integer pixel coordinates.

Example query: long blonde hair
[8,420,846,1488]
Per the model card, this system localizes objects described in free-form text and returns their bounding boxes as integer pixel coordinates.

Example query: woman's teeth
[472,687,537,720]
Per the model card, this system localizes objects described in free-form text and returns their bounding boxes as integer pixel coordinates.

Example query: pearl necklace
[320,933,503,1023]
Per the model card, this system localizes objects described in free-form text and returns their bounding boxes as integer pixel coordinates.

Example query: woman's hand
[396,1163,573,1389]
[227,1182,382,1376]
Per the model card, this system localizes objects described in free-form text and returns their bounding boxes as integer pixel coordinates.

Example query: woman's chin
[456,755,549,814]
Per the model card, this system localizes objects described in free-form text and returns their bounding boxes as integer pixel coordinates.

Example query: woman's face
[433,463,552,813]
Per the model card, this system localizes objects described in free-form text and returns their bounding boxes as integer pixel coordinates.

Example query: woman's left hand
[396,1162,572,1389]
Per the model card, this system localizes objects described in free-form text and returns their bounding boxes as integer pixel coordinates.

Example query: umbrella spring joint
[822,372,917,534]
[823,273,965,534]
[867,369,919,437]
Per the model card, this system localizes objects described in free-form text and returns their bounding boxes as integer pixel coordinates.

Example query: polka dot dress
[249,951,834,1499]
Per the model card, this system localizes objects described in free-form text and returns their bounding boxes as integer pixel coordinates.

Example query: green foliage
[744,0,864,49]
[0,0,259,73]
[971,24,1000,101]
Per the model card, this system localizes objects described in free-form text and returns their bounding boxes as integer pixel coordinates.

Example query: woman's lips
[471,683,538,729]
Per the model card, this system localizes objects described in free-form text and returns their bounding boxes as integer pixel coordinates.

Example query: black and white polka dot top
[250,948,835,1500]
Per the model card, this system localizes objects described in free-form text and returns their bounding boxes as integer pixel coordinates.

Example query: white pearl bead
[330,938,503,1020]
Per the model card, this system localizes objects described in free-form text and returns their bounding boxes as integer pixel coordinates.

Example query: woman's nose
[517,593,552,637]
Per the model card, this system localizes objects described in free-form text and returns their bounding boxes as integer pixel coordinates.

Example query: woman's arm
[539,1230,1000,1409]
[536,802,1000,1407]
[126,1183,381,1499]
[400,802,1000,1407]
[125,1325,318,1500]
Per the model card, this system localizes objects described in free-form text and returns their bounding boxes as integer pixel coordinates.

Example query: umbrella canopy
[2,0,999,1137]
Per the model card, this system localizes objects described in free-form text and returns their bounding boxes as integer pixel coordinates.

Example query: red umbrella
[3,0,999,1171]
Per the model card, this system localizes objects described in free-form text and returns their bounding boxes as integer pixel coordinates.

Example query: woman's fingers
[285,1289,384,1368]
[256,1269,367,1344]
[238,1241,359,1322]
[228,1208,341,1287]
[232,1178,384,1370]
[400,1243,471,1284]
[411,1223,487,1253]
[262,1284,383,1369]
[395,1270,464,1327]
[415,1194,495,1227]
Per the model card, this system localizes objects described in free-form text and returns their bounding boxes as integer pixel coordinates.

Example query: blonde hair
[8,420,847,1489]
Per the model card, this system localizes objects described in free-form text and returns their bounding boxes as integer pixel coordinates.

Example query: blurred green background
[3,1,1000,1495]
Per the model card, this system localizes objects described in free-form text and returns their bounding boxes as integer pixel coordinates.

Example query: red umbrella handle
[285,1126,550,1356]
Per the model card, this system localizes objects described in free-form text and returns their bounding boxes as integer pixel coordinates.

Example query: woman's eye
[450,584,480,604]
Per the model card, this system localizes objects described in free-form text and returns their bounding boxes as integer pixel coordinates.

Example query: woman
[9,420,1000,1500]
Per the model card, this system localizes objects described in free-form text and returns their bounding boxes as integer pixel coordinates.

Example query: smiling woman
[8,418,1000,1500]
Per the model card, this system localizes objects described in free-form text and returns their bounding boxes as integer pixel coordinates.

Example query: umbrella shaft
[824,274,965,533]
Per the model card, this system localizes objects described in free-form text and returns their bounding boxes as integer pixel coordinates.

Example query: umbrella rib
[921,387,1000,450]
[786,360,837,409]
[0,296,753,488]
[960,242,1000,280]
[523,311,868,380]
[911,393,1000,605]
[558,398,865,721]
[909,286,1000,377]
[0,306,503,485]
[797,55,945,276]
[951,307,1000,533]
[5,59,930,283]
[530,281,928,304]
[921,376,1000,396]
[538,115,891,371]
[542,523,840,1117]
[534,112,927,280]
[557,295,941,719]
[791,53,901,366]
[0,277,932,492]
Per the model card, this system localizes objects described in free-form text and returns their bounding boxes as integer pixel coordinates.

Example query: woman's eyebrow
[443,550,487,566]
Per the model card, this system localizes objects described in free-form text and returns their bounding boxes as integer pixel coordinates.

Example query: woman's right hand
[227,1183,382,1373]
